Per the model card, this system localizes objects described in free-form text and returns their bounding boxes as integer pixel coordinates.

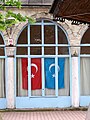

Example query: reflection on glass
[81,28,90,44]
[58,47,69,55]
[17,27,28,44]
[44,47,55,55]
[30,47,42,55]
[44,25,55,44]
[58,27,68,44]
[81,47,90,54]
[0,47,4,56]
[16,47,28,55]
[30,25,42,44]
[0,35,4,44]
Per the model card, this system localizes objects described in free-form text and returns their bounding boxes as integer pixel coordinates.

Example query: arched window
[0,33,6,109]
[0,34,5,97]
[15,19,71,108]
[80,27,90,106]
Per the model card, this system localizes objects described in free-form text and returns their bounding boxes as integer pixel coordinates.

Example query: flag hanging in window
[31,58,42,90]
[44,58,65,89]
[22,58,42,90]
[58,58,65,88]
[22,58,28,90]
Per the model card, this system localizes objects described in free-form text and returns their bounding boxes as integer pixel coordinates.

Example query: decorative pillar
[72,56,79,107]
[6,47,15,109]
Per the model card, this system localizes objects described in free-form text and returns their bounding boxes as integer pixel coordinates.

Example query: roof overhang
[50,0,90,24]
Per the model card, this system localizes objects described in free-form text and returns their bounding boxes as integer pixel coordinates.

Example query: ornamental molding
[6,47,16,57]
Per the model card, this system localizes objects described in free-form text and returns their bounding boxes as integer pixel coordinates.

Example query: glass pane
[44,25,55,44]
[30,47,42,55]
[58,58,70,96]
[0,59,5,98]
[80,57,90,95]
[31,58,42,96]
[30,25,42,44]
[0,35,4,44]
[81,28,90,44]
[16,47,28,55]
[16,58,28,96]
[58,47,69,55]
[81,47,90,54]
[0,47,5,56]
[17,26,28,44]
[58,27,68,44]
[44,47,55,55]
[44,58,55,96]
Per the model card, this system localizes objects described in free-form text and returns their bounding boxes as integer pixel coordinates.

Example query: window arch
[16,19,70,98]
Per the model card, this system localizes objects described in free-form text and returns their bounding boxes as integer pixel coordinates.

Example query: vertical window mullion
[42,20,45,96]
[28,23,31,97]
[68,41,71,97]
[55,25,58,97]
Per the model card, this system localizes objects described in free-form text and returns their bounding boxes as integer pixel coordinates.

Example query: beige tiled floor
[1,111,87,120]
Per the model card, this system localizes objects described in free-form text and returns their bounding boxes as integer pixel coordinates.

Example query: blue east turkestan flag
[44,58,65,89]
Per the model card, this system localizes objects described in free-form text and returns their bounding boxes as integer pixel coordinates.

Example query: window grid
[16,20,70,97]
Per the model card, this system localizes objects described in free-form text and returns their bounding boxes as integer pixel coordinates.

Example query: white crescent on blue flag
[45,58,65,89]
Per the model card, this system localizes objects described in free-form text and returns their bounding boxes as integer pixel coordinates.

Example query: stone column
[72,57,79,107]
[6,47,15,109]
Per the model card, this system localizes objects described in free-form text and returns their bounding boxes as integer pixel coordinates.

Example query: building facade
[0,0,89,109]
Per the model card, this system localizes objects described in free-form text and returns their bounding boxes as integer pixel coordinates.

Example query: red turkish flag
[31,58,42,90]
[22,58,28,89]
[22,58,42,90]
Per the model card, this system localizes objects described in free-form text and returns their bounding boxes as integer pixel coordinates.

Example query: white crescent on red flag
[21,58,42,90]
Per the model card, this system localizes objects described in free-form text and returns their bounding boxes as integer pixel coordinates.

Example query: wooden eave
[50,0,90,24]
